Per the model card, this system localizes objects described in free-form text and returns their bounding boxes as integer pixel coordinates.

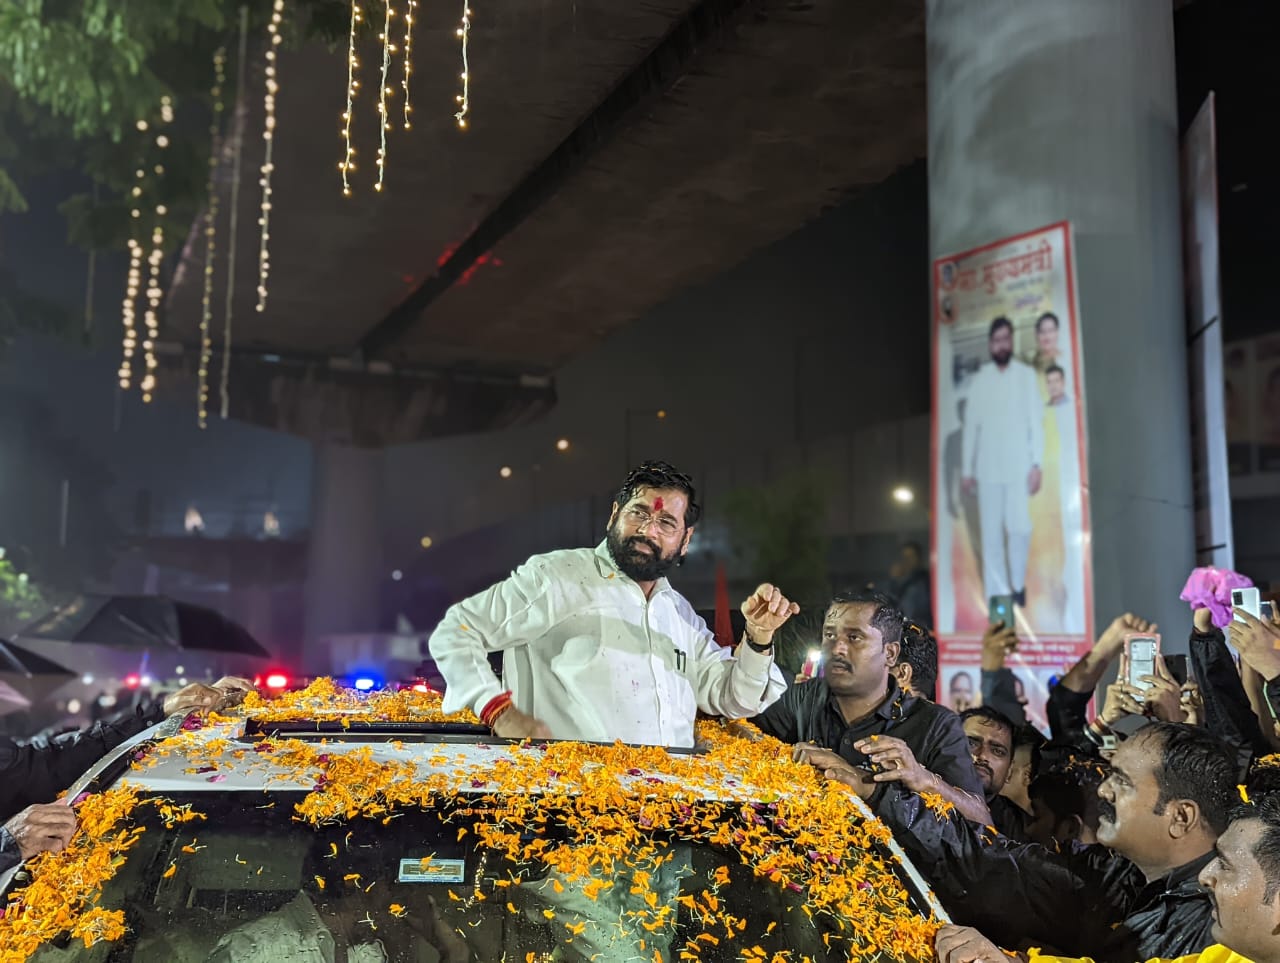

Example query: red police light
[264,673,289,690]
[124,674,140,689]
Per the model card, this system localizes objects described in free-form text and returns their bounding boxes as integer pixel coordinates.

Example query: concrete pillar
[926,0,1194,636]
[303,444,385,673]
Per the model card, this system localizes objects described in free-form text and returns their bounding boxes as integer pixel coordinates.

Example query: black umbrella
[12,595,271,658]
[0,638,76,703]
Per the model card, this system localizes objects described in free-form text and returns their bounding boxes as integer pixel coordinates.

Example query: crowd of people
[3,458,1280,963]
[430,460,1280,963]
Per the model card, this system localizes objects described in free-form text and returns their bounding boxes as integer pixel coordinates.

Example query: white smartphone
[1233,587,1261,622]
[1126,634,1161,691]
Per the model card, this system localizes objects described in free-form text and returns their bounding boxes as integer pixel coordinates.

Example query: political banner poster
[931,222,1093,732]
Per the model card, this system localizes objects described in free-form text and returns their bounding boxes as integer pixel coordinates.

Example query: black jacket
[871,784,1216,962]
[1190,625,1270,771]
[1046,678,1094,752]
[0,702,165,823]
[987,792,1030,841]
[752,676,984,799]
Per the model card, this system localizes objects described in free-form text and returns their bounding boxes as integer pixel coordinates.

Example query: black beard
[1097,798,1116,824]
[606,526,679,582]
[992,348,1013,366]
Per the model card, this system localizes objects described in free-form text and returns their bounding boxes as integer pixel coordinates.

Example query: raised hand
[1229,609,1280,682]
[1098,655,1145,727]
[740,583,800,647]
[1097,613,1157,658]
[1180,680,1204,727]
[1138,655,1187,724]
[981,622,1018,671]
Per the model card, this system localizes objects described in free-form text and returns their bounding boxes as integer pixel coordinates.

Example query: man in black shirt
[752,591,986,821]
[961,705,1031,839]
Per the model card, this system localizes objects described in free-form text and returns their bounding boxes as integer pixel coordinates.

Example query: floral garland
[0,786,204,962]
[1,680,940,962]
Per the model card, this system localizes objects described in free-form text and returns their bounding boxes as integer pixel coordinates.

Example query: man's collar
[1163,849,1215,891]
[825,675,911,722]
[1136,849,1215,897]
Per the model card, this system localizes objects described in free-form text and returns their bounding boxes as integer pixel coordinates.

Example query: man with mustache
[820,721,1234,961]
[961,706,1031,839]
[429,461,794,748]
[933,792,1280,963]
[753,591,988,824]
[961,315,1044,610]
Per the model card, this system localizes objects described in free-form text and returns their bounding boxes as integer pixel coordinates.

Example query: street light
[499,466,513,479]
[892,485,914,505]
[420,535,434,549]
[555,438,570,452]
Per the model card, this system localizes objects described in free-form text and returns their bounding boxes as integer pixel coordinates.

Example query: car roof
[43,682,949,926]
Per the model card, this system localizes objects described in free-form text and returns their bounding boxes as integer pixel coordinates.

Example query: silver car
[2,693,946,962]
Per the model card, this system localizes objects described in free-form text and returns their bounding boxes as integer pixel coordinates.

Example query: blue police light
[354,676,377,691]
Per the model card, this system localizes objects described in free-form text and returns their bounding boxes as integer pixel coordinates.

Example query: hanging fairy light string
[374,0,395,191]
[339,0,363,196]
[454,3,472,129]
[117,139,149,393]
[198,46,227,429]
[118,231,142,391]
[256,0,284,312]
[139,222,164,404]
[139,95,174,405]
[401,0,417,129]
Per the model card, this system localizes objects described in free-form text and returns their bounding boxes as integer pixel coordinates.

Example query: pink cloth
[1179,567,1254,629]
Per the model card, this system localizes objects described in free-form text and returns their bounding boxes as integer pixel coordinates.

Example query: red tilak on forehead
[652,496,664,513]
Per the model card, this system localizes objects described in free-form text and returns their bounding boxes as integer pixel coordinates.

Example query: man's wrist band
[481,691,513,728]
[743,631,773,654]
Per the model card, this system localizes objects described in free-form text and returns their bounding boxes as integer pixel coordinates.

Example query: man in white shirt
[1047,364,1085,634]
[961,317,1045,609]
[429,461,796,748]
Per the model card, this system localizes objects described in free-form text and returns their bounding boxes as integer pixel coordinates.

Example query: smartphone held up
[988,595,1014,630]
[1125,633,1161,691]
[1232,586,1261,623]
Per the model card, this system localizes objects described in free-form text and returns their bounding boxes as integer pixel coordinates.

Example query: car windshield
[17,789,931,963]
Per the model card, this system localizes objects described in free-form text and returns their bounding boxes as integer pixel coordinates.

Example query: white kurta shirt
[962,359,1045,485]
[429,541,786,749]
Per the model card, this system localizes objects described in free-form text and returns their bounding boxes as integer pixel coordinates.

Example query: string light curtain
[454,3,472,128]
[198,46,228,428]
[256,0,285,312]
